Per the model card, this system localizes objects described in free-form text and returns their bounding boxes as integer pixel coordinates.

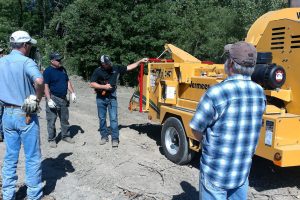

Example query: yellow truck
[129,7,300,167]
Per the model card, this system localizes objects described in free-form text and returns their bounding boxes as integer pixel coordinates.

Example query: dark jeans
[96,96,119,141]
[46,95,70,141]
[0,100,3,141]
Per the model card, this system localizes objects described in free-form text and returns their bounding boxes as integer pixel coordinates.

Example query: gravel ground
[0,76,300,200]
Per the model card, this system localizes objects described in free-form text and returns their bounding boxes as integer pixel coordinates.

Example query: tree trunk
[18,0,23,27]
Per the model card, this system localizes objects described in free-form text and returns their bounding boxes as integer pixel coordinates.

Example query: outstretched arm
[126,58,148,71]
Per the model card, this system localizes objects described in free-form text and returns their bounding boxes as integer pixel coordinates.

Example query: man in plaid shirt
[190,41,266,200]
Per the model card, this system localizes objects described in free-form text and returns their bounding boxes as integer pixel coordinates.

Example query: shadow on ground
[42,152,75,195]
[69,125,84,137]
[172,181,198,200]
[56,125,84,143]
[250,156,300,191]
[119,123,162,146]
[15,153,74,199]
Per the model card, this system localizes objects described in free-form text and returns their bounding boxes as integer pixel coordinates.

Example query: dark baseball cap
[224,41,257,67]
[50,52,63,61]
[100,55,112,65]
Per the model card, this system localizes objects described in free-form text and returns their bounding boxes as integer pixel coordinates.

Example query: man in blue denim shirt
[190,41,266,200]
[90,55,147,147]
[0,30,44,200]
[0,100,3,142]
[0,48,5,142]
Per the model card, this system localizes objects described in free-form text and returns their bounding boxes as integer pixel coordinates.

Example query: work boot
[112,140,119,148]
[62,137,75,144]
[49,141,57,148]
[99,137,109,145]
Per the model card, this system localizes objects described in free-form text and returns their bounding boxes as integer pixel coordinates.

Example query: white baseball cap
[10,30,37,44]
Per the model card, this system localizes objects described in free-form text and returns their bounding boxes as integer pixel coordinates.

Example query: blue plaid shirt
[190,74,266,189]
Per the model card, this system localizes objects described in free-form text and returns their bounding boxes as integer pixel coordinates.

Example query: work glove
[48,99,57,109]
[71,92,77,103]
[21,95,40,113]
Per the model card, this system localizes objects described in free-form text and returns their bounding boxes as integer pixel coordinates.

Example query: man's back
[190,74,266,189]
[0,50,41,106]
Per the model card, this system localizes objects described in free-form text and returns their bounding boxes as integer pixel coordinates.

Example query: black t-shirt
[90,65,127,96]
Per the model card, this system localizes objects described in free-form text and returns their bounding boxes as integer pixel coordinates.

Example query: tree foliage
[0,0,287,84]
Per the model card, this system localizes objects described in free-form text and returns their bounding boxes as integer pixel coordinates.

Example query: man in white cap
[0,30,44,200]
[190,41,266,200]
[0,47,5,142]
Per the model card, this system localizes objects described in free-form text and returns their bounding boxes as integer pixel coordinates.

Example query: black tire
[161,117,194,165]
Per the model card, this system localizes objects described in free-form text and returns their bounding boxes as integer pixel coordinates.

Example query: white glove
[48,99,57,109]
[22,95,40,113]
[71,93,77,103]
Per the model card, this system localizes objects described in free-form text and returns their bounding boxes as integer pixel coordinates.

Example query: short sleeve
[189,93,216,133]
[24,58,42,82]
[62,67,69,81]
[117,65,127,75]
[43,68,50,84]
[90,68,99,82]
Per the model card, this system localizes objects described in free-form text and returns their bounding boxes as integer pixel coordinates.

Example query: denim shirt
[190,74,266,189]
[0,50,42,106]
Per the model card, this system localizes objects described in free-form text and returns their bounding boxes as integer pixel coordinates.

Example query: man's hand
[48,99,57,109]
[140,58,148,63]
[104,84,112,90]
[191,129,203,141]
[71,93,77,103]
[22,95,40,113]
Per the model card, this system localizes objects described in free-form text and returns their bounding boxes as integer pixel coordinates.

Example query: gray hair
[10,42,24,49]
[232,60,255,76]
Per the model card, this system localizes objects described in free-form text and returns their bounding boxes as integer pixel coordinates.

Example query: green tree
[0,0,286,83]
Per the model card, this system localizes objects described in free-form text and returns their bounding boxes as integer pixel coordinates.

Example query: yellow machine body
[129,8,300,167]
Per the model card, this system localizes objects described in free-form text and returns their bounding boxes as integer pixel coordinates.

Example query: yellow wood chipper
[129,7,300,167]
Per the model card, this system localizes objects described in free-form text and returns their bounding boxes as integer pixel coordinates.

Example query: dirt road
[1,76,300,200]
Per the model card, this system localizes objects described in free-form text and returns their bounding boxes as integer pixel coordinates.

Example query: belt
[52,95,67,99]
[4,104,21,108]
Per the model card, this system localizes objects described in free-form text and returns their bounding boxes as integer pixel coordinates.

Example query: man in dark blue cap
[90,55,147,147]
[43,52,77,148]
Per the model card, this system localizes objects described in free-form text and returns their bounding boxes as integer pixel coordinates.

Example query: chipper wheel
[161,117,194,165]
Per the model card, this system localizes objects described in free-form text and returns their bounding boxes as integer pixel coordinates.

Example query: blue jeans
[96,96,119,141]
[2,107,43,200]
[200,172,248,200]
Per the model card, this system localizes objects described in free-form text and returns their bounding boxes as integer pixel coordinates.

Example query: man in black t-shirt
[90,55,147,147]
